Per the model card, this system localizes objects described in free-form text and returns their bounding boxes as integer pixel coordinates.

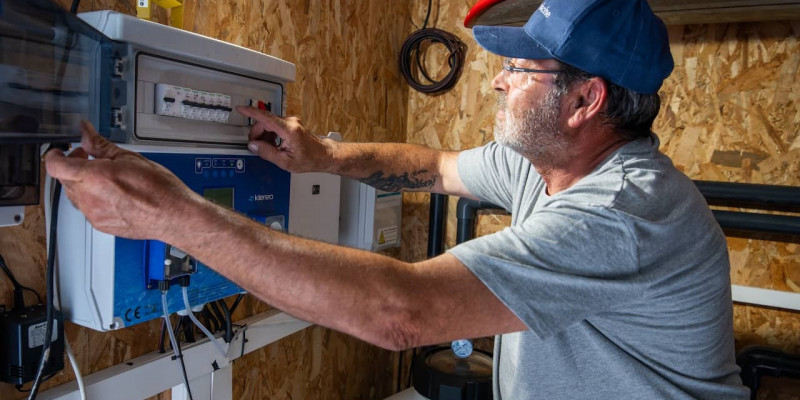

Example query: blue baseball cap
[473,0,674,94]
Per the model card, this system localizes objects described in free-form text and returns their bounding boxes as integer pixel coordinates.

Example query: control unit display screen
[203,187,234,209]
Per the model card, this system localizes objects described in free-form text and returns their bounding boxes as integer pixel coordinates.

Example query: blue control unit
[118,152,289,327]
[56,150,291,330]
[116,152,289,327]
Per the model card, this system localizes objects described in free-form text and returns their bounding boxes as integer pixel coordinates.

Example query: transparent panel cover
[0,0,109,143]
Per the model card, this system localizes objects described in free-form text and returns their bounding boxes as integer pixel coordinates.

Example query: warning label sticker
[28,320,58,349]
[377,226,398,246]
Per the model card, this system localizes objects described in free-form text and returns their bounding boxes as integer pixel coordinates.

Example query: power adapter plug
[0,304,64,385]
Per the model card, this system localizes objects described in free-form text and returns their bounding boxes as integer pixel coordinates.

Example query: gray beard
[494,89,569,167]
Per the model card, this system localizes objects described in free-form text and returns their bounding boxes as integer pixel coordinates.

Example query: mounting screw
[13,214,21,223]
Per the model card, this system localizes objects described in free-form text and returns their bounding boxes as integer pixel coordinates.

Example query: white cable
[161,291,193,400]
[64,339,86,400]
[181,285,228,358]
[51,188,86,400]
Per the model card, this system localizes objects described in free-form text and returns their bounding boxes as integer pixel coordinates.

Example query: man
[46,0,749,398]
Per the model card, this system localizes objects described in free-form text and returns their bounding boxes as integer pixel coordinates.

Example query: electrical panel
[339,179,402,251]
[32,9,342,331]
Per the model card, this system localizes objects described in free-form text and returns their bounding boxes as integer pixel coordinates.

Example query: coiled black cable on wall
[399,0,466,94]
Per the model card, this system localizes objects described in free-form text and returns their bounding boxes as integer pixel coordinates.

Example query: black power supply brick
[0,303,64,385]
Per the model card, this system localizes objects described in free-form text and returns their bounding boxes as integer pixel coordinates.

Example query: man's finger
[44,149,88,182]
[247,121,274,142]
[236,106,288,133]
[80,120,123,159]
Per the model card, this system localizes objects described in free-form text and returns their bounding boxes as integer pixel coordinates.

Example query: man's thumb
[80,120,122,159]
[248,140,283,163]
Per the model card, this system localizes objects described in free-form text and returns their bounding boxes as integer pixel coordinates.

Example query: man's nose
[492,70,508,93]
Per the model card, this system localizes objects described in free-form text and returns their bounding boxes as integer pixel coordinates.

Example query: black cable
[407,348,417,389]
[399,1,465,94]
[159,318,167,353]
[400,28,465,94]
[397,349,404,392]
[229,293,244,315]
[208,301,226,333]
[162,291,194,400]
[421,0,433,29]
[27,182,61,400]
[182,315,195,343]
[240,328,247,358]
[216,300,232,343]
[15,371,57,393]
[174,315,185,343]
[69,0,80,14]
[174,336,193,400]
[202,307,220,333]
[0,254,44,306]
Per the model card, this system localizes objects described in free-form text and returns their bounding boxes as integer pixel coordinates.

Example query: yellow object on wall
[137,0,183,29]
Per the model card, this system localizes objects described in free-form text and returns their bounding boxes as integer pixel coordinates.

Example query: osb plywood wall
[402,0,800,398]
[657,22,800,356]
[0,0,410,399]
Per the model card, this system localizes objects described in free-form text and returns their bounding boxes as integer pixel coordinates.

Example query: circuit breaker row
[155,83,232,122]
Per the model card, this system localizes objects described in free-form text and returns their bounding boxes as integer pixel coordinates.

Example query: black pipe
[712,210,800,236]
[456,198,504,244]
[737,346,800,400]
[427,193,448,258]
[694,180,800,211]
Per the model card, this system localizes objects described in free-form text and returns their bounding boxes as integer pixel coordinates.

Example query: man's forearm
[163,196,423,350]
[327,142,452,193]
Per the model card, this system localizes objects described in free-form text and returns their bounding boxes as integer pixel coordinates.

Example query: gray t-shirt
[448,135,749,399]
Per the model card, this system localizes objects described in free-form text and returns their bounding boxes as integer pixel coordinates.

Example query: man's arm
[173,196,525,350]
[237,106,475,198]
[44,121,526,350]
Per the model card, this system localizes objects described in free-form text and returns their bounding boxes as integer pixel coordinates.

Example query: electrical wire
[216,299,232,343]
[64,339,86,400]
[399,0,466,94]
[229,293,244,315]
[208,299,226,328]
[159,318,168,353]
[51,216,87,400]
[69,0,80,14]
[201,306,220,333]
[0,254,43,306]
[162,290,194,400]
[27,182,61,400]
[421,0,432,29]
[180,315,196,343]
[181,286,227,358]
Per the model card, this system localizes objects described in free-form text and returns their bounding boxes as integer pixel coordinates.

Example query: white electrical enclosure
[339,179,402,251]
[51,12,343,332]
[77,10,294,146]
[288,133,343,245]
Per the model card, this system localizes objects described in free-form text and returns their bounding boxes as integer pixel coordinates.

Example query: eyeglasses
[501,58,563,88]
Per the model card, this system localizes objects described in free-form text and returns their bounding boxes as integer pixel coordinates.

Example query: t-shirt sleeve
[457,142,526,209]
[447,203,647,339]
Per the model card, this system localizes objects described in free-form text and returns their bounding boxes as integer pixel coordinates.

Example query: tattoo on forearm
[360,170,437,192]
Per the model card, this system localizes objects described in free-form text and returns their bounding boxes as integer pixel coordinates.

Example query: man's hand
[44,121,201,240]
[236,106,335,173]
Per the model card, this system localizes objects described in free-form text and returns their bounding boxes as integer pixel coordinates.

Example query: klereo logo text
[251,194,274,201]
[539,3,551,18]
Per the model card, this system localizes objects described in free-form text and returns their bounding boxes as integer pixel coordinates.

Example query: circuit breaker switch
[247,99,272,125]
[155,83,232,123]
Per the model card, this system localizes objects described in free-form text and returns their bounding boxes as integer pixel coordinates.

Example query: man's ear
[565,77,607,129]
